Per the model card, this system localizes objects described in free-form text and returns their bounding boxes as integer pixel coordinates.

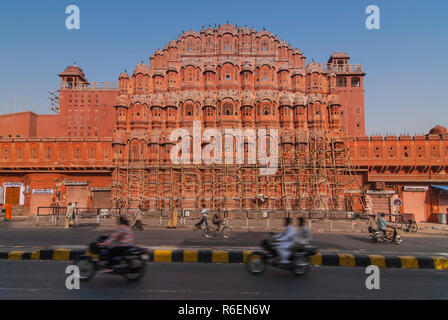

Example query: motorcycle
[368,226,403,244]
[245,237,317,276]
[74,235,149,282]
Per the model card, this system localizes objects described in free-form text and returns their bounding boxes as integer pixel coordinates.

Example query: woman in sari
[167,205,178,228]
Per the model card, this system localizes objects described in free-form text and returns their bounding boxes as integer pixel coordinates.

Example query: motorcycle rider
[378,213,396,240]
[272,217,297,264]
[100,216,135,264]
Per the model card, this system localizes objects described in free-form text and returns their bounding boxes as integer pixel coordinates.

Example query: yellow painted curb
[339,253,356,267]
[8,251,24,260]
[30,250,40,260]
[310,253,322,266]
[432,256,448,270]
[53,249,71,261]
[399,256,419,269]
[183,250,198,263]
[243,250,253,263]
[212,250,229,263]
[368,255,386,268]
[154,250,172,263]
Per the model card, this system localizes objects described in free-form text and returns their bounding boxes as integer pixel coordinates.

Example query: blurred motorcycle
[74,235,149,282]
[368,226,403,244]
[245,235,317,276]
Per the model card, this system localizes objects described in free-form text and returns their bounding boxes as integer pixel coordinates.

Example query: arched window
[131,141,139,161]
[263,105,270,116]
[225,40,230,51]
[185,104,193,117]
[262,41,268,51]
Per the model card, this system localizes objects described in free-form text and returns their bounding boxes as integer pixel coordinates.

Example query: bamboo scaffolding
[111,130,365,213]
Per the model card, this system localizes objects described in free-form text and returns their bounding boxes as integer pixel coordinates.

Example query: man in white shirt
[194,204,208,230]
[65,202,74,229]
[273,217,297,264]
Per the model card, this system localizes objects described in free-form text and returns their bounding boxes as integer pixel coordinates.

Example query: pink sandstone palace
[0,24,447,222]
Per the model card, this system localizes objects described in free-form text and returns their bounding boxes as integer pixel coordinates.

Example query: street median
[0,248,447,270]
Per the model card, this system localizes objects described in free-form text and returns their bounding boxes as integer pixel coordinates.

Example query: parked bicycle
[400,219,418,233]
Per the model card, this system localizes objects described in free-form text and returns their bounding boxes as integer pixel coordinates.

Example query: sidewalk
[2,214,448,235]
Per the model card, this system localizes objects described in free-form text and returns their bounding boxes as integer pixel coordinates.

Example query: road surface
[0,228,447,256]
[0,261,446,300]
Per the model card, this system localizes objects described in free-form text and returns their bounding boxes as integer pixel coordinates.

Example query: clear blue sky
[0,0,447,135]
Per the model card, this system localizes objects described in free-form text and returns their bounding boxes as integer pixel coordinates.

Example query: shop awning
[431,185,448,191]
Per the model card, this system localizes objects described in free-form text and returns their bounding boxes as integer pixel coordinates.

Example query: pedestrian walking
[132,204,144,231]
[50,197,58,222]
[72,202,77,226]
[167,206,178,229]
[65,202,74,228]
[194,204,208,230]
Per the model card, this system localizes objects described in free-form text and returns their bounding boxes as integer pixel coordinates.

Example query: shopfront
[431,185,448,223]
[402,186,428,223]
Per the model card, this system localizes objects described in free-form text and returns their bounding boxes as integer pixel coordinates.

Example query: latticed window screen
[223,103,233,115]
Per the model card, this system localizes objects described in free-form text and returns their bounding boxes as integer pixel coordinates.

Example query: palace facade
[0,24,447,222]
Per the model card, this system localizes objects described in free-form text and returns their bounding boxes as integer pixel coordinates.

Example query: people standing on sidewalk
[72,202,77,226]
[50,198,59,222]
[132,204,144,231]
[5,203,11,221]
[194,204,208,230]
[65,202,74,228]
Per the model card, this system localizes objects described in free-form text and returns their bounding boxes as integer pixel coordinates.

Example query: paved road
[0,228,447,256]
[0,261,446,299]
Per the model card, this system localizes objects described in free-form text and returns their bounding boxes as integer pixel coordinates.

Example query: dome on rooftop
[60,64,86,77]
[133,63,150,76]
[429,125,447,135]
